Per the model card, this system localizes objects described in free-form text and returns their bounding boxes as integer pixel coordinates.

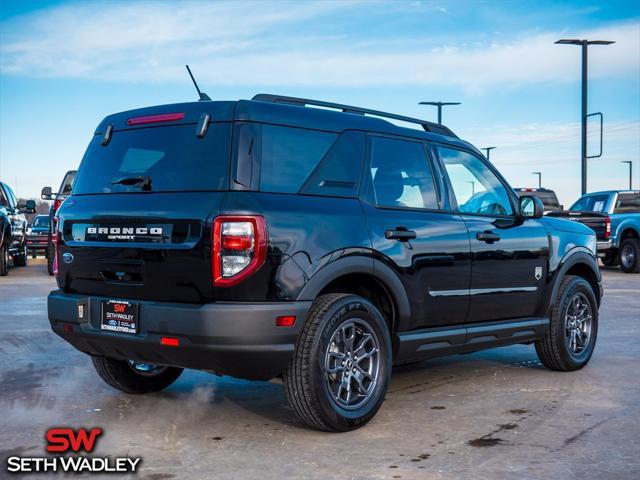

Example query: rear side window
[614,193,640,213]
[369,136,439,210]
[73,123,231,194]
[260,125,337,194]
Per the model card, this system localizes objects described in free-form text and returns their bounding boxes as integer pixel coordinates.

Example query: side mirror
[519,195,544,219]
[41,186,53,200]
[18,199,36,214]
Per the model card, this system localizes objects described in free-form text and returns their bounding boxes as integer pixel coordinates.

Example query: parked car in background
[41,170,77,275]
[0,181,35,275]
[514,188,563,213]
[26,214,50,258]
[548,190,640,273]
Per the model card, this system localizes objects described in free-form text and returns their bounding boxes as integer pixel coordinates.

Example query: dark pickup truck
[548,190,640,273]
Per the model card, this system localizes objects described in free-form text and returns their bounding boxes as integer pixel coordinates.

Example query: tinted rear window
[570,194,609,212]
[614,193,640,213]
[517,190,559,207]
[74,123,231,194]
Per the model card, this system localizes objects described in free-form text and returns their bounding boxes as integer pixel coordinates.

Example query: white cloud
[1,2,638,90]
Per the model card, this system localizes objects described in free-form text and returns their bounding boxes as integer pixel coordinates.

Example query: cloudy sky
[1,0,638,205]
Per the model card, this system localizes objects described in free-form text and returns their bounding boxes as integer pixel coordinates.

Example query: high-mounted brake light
[212,216,267,287]
[605,216,611,239]
[127,113,184,126]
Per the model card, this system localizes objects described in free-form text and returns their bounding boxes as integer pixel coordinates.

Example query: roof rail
[252,93,457,138]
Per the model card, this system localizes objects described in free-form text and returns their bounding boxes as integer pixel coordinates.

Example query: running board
[395,317,549,361]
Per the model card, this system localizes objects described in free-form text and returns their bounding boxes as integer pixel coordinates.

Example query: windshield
[32,216,50,228]
[570,194,609,213]
[73,123,231,195]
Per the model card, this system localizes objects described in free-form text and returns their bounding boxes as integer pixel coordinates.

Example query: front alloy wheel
[565,292,593,356]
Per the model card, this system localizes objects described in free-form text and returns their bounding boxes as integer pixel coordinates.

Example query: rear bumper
[596,240,613,254]
[48,290,311,380]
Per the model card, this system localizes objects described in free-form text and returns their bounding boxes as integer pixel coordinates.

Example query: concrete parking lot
[1,260,638,480]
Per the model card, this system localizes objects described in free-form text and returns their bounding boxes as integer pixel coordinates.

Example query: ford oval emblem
[62,252,74,264]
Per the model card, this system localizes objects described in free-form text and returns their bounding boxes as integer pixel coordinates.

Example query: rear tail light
[605,216,611,239]
[212,216,267,287]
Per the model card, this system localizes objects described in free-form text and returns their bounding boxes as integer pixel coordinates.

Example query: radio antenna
[185,65,211,101]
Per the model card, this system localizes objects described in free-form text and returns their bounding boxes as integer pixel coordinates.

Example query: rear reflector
[127,113,184,126]
[276,316,296,327]
[62,323,74,333]
[160,337,180,347]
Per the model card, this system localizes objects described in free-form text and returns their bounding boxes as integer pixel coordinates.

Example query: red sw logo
[114,304,127,313]
[46,428,103,453]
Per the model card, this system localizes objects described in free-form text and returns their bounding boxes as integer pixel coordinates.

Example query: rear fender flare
[296,255,411,331]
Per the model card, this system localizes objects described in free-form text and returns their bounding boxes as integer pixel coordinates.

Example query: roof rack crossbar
[252,94,457,137]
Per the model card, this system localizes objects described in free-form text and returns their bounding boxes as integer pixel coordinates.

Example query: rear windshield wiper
[111,175,152,191]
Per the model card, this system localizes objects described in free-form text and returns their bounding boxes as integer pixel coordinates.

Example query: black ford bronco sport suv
[49,94,602,431]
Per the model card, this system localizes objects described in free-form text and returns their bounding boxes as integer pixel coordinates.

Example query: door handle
[385,228,417,241]
[476,231,500,243]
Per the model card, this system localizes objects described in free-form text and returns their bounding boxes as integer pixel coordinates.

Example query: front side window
[369,136,438,209]
[439,147,514,216]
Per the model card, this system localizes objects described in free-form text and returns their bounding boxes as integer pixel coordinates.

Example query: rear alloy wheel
[536,275,598,371]
[91,355,183,394]
[619,238,640,273]
[283,294,392,431]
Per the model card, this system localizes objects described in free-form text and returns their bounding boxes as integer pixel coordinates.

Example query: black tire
[619,238,640,273]
[535,275,598,371]
[91,356,183,394]
[47,241,55,275]
[12,242,27,267]
[0,241,8,276]
[283,294,392,432]
[601,251,619,267]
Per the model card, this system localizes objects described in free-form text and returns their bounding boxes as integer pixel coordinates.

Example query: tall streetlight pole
[482,147,496,161]
[555,38,615,195]
[418,101,461,124]
[621,161,633,190]
[532,171,542,189]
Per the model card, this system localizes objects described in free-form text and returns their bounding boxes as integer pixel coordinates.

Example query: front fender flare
[546,249,602,313]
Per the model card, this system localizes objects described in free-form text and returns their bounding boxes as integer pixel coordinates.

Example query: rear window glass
[517,190,559,207]
[570,194,609,212]
[260,125,337,194]
[32,216,50,228]
[73,123,231,194]
[614,193,640,213]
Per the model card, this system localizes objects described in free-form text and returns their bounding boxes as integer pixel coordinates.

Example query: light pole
[418,101,461,124]
[532,171,542,189]
[555,38,615,195]
[621,161,633,189]
[468,181,475,196]
[482,147,496,161]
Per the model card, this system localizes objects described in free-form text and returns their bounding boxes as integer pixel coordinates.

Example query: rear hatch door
[56,103,234,302]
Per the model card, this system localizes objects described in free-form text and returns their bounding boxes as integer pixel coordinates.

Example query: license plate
[101,300,139,334]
